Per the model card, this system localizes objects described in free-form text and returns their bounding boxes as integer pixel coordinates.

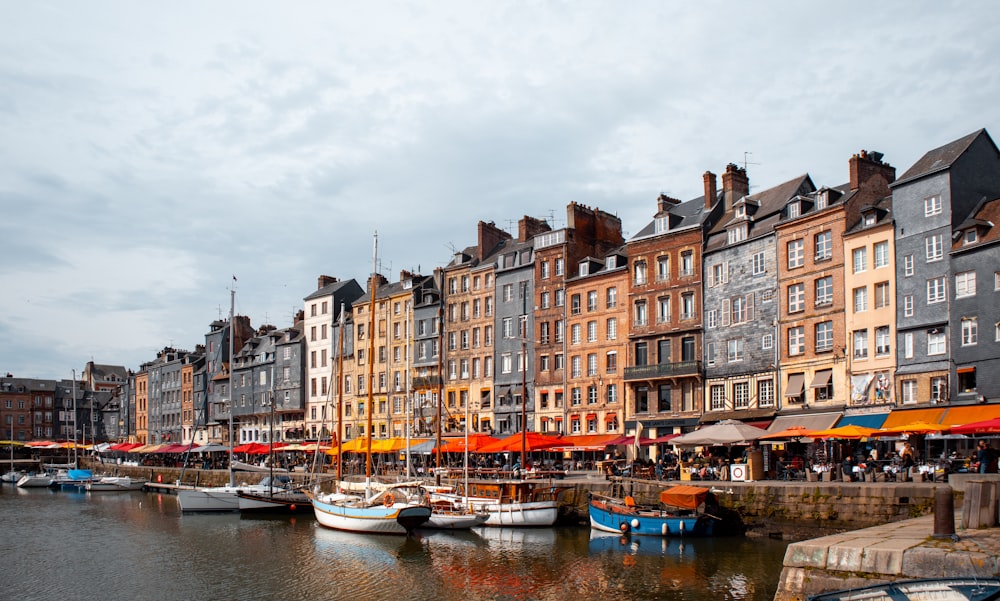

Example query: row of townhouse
[28,128,1000,447]
[1,370,117,444]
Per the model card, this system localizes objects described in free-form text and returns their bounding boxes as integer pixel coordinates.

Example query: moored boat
[309,482,431,534]
[433,479,566,527]
[177,476,288,512]
[807,578,1000,601]
[16,472,54,488]
[86,476,148,492]
[422,496,490,530]
[237,476,312,514]
[589,485,716,537]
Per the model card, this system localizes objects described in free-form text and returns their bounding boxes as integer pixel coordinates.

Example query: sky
[2,1,999,380]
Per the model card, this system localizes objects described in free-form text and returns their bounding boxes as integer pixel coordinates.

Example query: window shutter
[721,299,731,327]
[723,261,729,284]
[707,267,715,288]
[746,292,755,322]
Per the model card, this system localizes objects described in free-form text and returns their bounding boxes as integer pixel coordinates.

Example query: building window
[759,380,775,407]
[657,256,670,281]
[728,225,747,244]
[571,323,581,345]
[901,380,917,404]
[872,241,888,268]
[709,262,727,287]
[961,318,978,346]
[606,384,618,405]
[635,342,648,366]
[788,283,805,313]
[733,382,749,409]
[606,287,617,308]
[587,320,597,342]
[853,247,867,273]
[814,231,832,261]
[904,254,914,277]
[927,331,946,356]
[788,326,805,356]
[958,368,977,394]
[656,296,671,323]
[875,281,890,309]
[787,239,804,269]
[606,351,617,374]
[752,252,766,275]
[682,293,696,321]
[853,329,869,359]
[710,385,725,410]
[727,338,744,362]
[854,286,868,313]
[501,354,512,374]
[635,386,649,414]
[633,260,647,285]
[657,384,672,412]
[762,333,773,350]
[787,202,800,219]
[570,294,581,315]
[555,258,564,276]
[587,353,598,377]
[634,300,648,326]
[926,234,944,262]
[587,290,598,312]
[680,251,694,276]
[814,276,833,306]
[815,321,833,352]
[706,309,717,329]
[903,332,913,359]
[924,195,942,217]
[904,294,914,317]
[606,317,617,340]
[956,271,976,298]
[931,376,947,403]
[541,261,550,279]
[927,277,947,304]
[875,326,891,356]
[706,341,716,366]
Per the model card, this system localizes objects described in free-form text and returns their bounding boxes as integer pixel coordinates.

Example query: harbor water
[0,485,788,601]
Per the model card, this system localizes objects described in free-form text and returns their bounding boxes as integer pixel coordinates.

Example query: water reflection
[1,487,787,601]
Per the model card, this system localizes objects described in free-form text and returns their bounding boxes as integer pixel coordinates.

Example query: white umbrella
[670,420,768,446]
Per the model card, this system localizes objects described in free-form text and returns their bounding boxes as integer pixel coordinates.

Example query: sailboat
[177,283,278,512]
[309,232,431,534]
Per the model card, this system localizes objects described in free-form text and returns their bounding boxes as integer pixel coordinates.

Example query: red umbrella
[439,433,500,453]
[476,432,564,453]
[952,418,1000,435]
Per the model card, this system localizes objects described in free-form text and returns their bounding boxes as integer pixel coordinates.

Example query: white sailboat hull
[86,476,147,492]
[310,492,431,534]
[16,474,54,488]
[424,511,490,529]
[431,492,559,527]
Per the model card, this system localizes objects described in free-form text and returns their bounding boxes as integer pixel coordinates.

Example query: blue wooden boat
[588,485,716,537]
[807,578,1000,601]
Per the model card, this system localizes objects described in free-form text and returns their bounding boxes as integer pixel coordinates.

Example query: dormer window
[964,230,978,245]
[654,216,670,234]
[816,190,829,210]
[864,213,876,226]
[734,205,745,219]
[787,202,800,219]
[579,262,590,276]
[606,256,617,269]
[727,224,747,244]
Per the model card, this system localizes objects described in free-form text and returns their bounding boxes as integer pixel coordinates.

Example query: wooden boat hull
[310,493,431,534]
[588,497,713,536]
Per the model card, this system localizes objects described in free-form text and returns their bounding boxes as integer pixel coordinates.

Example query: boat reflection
[588,530,696,559]
[473,525,558,546]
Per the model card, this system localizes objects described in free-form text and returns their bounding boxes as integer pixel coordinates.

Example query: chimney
[517,215,551,242]
[721,163,749,213]
[477,221,512,260]
[849,149,896,191]
[703,171,718,209]
[317,275,338,290]
[657,194,681,213]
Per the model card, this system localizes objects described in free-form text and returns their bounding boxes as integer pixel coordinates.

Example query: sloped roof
[892,129,987,187]
[953,196,1000,251]
[705,174,815,252]
[303,278,359,301]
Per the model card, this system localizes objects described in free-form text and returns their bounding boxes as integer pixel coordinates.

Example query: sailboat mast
[366,232,378,487]
[404,299,412,477]
[336,303,345,488]
[228,285,235,487]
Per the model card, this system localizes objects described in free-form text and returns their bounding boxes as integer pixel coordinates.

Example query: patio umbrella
[670,420,768,446]
[760,426,815,441]
[475,432,564,453]
[807,424,878,440]
[952,417,1000,435]
[439,433,500,453]
[874,421,950,436]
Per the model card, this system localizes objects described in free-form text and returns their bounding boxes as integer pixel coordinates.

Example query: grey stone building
[232,327,278,444]
[492,217,549,435]
[891,129,1000,405]
[143,347,190,444]
[411,275,442,437]
[702,166,813,422]
[203,314,253,444]
[273,324,305,440]
[950,196,1000,403]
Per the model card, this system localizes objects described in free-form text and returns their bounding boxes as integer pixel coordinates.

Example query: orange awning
[881,408,946,429]
[941,405,1000,428]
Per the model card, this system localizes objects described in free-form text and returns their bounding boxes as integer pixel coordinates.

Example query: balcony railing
[411,376,442,389]
[624,360,701,381]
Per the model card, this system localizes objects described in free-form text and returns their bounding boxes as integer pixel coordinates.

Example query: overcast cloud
[2,1,999,379]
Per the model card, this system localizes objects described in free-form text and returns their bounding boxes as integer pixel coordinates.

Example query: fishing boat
[423,495,489,529]
[85,475,148,492]
[807,578,1000,601]
[308,232,431,534]
[589,485,717,537]
[432,479,565,527]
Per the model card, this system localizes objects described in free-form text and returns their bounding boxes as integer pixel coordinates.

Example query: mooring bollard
[933,484,956,539]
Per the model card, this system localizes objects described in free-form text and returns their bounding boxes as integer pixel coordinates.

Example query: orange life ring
[384,493,395,508]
